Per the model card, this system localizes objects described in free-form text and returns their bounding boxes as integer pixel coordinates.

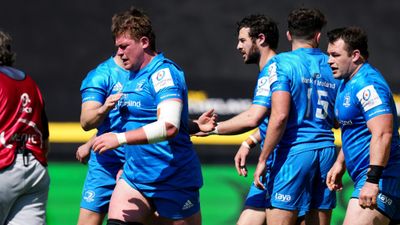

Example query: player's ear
[257,33,266,46]
[140,36,150,49]
[315,32,321,44]
[351,49,362,63]
[286,31,292,42]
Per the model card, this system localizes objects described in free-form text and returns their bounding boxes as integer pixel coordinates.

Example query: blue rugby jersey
[335,63,400,181]
[119,53,203,191]
[80,57,129,162]
[254,59,273,143]
[253,58,277,166]
[269,48,340,154]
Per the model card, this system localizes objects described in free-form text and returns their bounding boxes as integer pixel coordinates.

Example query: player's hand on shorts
[253,160,267,189]
[75,141,91,164]
[326,161,346,191]
[359,182,379,209]
[92,132,119,154]
[234,144,250,177]
[98,93,123,115]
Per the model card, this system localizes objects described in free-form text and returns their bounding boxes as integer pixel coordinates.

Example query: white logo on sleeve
[151,68,174,93]
[268,62,277,86]
[256,77,270,96]
[356,85,382,111]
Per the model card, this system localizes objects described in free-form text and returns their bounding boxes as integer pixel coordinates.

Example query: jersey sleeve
[252,64,273,108]
[80,68,110,104]
[34,81,49,140]
[354,79,392,121]
[149,66,184,104]
[269,59,291,93]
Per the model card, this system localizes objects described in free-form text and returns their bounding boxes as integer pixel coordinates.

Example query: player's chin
[332,71,341,79]
[122,61,132,70]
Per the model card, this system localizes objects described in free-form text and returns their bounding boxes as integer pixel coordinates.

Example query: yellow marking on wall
[49,122,343,146]
[49,122,96,143]
[188,90,208,101]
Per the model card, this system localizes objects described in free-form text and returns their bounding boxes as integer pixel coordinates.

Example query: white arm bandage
[142,100,183,143]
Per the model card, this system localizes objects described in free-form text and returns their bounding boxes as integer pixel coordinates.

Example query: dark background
[2,0,399,161]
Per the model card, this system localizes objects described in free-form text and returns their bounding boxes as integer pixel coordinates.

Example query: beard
[245,44,260,64]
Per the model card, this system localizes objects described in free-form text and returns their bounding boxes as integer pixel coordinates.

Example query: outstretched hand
[197,109,217,132]
[193,109,218,136]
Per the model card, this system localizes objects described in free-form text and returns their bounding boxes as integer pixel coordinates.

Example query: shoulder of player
[353,64,385,88]
[273,51,302,66]
[82,60,117,84]
[149,60,183,80]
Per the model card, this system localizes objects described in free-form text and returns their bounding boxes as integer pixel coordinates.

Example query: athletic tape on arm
[143,100,183,143]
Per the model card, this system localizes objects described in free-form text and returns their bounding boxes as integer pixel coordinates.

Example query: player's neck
[291,39,317,50]
[139,51,158,71]
[348,62,364,80]
[259,49,276,71]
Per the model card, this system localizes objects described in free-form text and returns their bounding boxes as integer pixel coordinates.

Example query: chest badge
[343,95,351,107]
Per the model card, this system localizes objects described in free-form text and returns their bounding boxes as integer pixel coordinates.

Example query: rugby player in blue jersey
[326,27,400,225]
[194,14,279,225]
[76,54,129,225]
[230,15,278,225]
[90,7,206,225]
[76,9,215,225]
[253,8,340,225]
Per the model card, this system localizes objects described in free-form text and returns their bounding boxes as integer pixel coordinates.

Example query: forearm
[217,117,256,135]
[80,104,109,131]
[334,148,346,169]
[369,133,391,167]
[122,121,177,145]
[258,91,290,162]
[258,114,286,162]
[123,99,181,145]
[87,134,96,147]
[217,105,267,135]
[367,114,393,167]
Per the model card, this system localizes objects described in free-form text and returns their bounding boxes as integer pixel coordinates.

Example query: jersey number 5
[306,88,328,119]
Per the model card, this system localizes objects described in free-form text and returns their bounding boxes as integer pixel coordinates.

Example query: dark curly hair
[287,8,327,40]
[0,30,16,66]
[237,14,279,50]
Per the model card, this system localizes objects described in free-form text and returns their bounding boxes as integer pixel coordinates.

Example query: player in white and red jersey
[0,30,50,225]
